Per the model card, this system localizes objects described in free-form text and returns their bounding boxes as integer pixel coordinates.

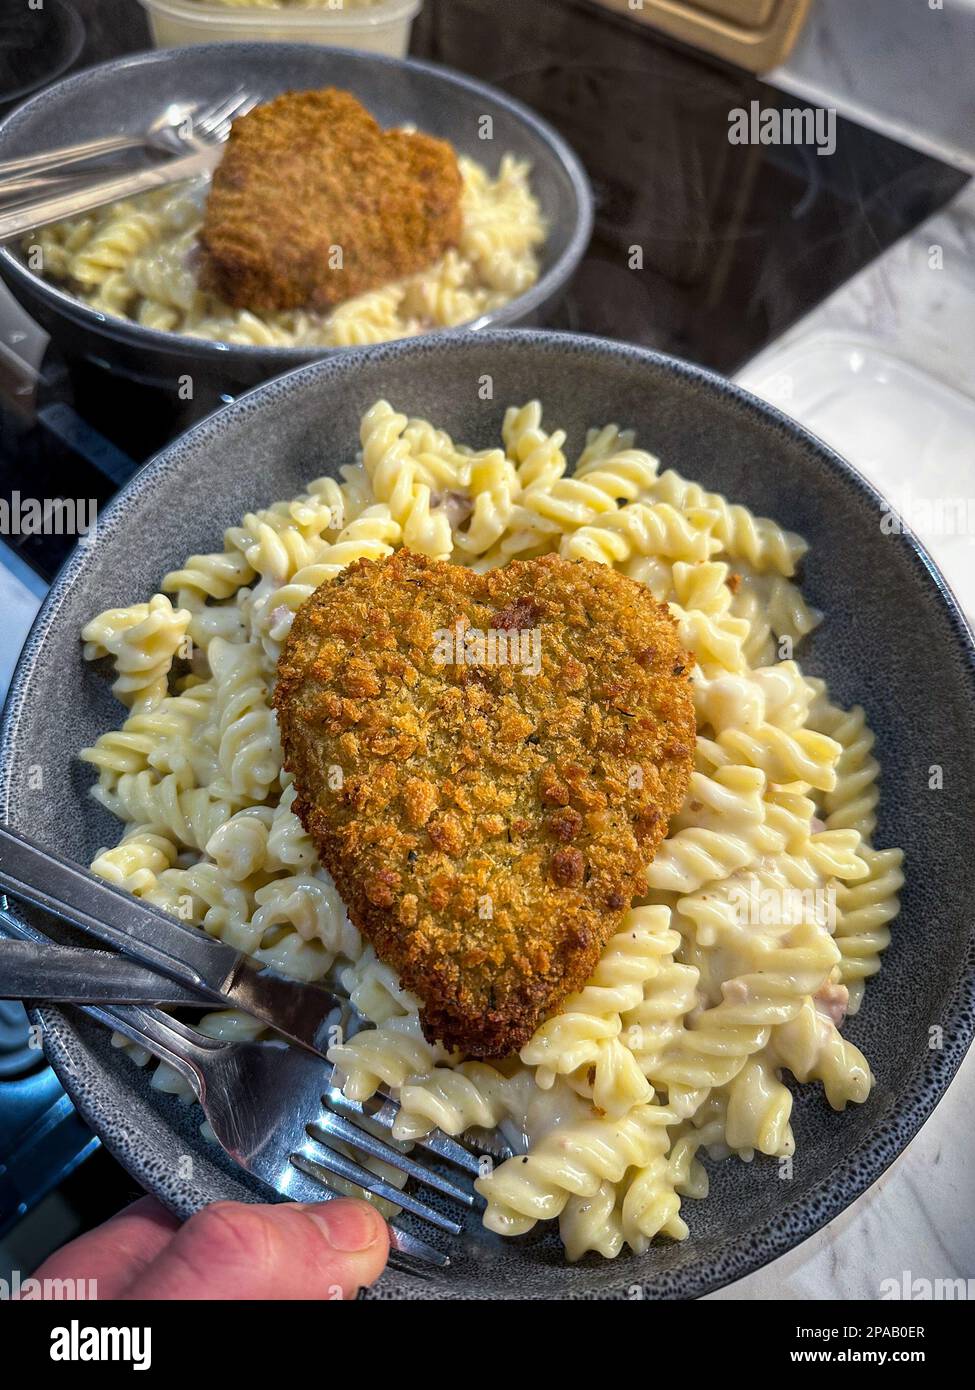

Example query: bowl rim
[0,42,594,362]
[3,328,975,1299]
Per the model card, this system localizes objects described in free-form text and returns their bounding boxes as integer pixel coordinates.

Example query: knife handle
[0,824,240,998]
[0,148,217,241]
[0,932,212,1006]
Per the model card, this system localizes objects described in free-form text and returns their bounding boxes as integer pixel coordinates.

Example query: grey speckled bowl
[0,44,592,393]
[3,331,975,1300]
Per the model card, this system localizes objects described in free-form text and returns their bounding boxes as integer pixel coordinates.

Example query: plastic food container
[138,0,422,59]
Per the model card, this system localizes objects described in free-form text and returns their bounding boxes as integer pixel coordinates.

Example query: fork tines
[325,1082,512,1176]
[309,1108,475,1214]
[191,89,259,145]
[288,1082,491,1270]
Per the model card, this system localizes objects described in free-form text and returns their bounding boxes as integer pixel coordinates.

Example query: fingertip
[296,1198,389,1257]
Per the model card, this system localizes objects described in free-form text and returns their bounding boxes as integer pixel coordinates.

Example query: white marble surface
[771,0,975,172]
[719,183,975,1301]
[737,180,975,619]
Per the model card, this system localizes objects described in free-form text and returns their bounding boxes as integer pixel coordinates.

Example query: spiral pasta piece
[251,506,401,659]
[80,679,216,784]
[832,847,904,1009]
[770,996,871,1109]
[251,870,358,959]
[520,907,674,1116]
[646,765,784,894]
[360,401,454,558]
[266,783,317,865]
[476,1102,679,1238]
[721,1052,795,1158]
[82,594,191,712]
[808,685,881,840]
[451,449,520,559]
[560,500,717,567]
[502,400,568,486]
[145,861,253,941]
[71,208,162,288]
[559,1182,624,1261]
[522,447,661,531]
[647,918,840,1110]
[163,548,255,602]
[91,771,233,852]
[327,1014,454,1102]
[396,1061,533,1142]
[207,637,281,803]
[91,826,179,897]
[457,155,546,294]
[647,469,807,575]
[340,945,419,1026]
[716,721,841,792]
[205,806,275,881]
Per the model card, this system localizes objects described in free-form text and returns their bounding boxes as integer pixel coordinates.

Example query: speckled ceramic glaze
[2,331,974,1300]
[0,44,592,392]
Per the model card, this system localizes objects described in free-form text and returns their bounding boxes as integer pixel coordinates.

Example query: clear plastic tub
[138,0,422,58]
[737,332,975,619]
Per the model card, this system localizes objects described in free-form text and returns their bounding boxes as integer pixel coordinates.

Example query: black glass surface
[415,0,968,367]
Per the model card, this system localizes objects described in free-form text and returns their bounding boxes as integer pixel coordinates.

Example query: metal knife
[0,935,212,1006]
[0,825,352,1058]
[0,146,220,241]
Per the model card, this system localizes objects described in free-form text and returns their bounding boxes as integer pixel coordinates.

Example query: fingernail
[299,1200,382,1253]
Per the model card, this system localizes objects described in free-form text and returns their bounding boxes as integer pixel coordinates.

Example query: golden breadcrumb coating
[274,551,695,1056]
[200,88,463,314]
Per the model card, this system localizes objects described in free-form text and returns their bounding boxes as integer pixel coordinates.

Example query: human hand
[29,1194,389,1300]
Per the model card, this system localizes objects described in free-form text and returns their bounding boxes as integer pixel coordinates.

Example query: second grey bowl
[2,330,974,1299]
[0,43,592,393]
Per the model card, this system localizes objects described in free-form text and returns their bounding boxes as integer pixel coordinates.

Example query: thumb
[120,1198,389,1301]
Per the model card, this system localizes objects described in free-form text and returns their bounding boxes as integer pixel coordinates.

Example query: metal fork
[0,830,514,1168]
[82,1000,476,1270]
[0,887,497,1151]
[0,901,501,1268]
[171,89,259,155]
[0,92,259,241]
[0,89,255,186]
[0,825,352,1060]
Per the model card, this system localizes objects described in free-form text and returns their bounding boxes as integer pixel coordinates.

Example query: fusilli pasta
[80,397,903,1260]
[29,153,544,348]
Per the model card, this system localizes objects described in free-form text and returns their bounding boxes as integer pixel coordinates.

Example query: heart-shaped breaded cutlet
[274,551,695,1057]
[200,88,463,314]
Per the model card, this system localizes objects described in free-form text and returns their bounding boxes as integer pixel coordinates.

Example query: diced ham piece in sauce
[722,978,751,1006]
[814,979,849,1027]
[431,490,474,528]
